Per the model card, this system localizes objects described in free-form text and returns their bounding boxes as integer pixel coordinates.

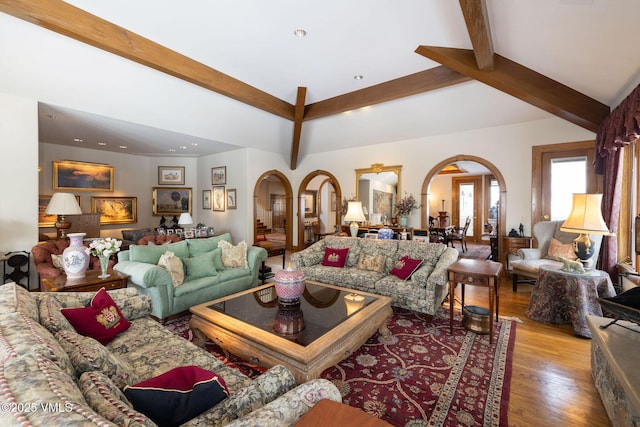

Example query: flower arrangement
[87,238,122,258]
[394,192,420,216]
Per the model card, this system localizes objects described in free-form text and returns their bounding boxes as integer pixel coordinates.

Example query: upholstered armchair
[509,220,603,291]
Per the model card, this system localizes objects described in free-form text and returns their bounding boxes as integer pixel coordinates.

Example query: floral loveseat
[291,236,458,321]
[114,233,267,321]
[0,283,340,426]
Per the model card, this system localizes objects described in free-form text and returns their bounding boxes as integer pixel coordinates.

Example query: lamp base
[349,221,359,237]
[55,215,71,238]
[573,233,596,270]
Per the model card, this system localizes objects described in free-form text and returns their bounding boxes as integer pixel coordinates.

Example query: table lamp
[45,192,82,238]
[178,212,193,227]
[560,193,614,270]
[344,201,366,237]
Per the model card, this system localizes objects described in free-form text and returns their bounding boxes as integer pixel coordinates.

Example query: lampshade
[344,201,366,222]
[178,212,193,225]
[45,193,82,215]
[560,194,611,234]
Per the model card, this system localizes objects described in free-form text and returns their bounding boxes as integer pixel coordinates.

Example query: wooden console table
[40,269,128,292]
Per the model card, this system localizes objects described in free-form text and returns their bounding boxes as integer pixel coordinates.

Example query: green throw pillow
[183,251,217,280]
[129,240,189,264]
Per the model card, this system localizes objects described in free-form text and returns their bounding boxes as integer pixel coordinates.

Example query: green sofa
[114,233,267,320]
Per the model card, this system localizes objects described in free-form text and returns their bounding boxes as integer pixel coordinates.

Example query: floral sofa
[114,233,267,321]
[290,236,459,321]
[0,283,340,426]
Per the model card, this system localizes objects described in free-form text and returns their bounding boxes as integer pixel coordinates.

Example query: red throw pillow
[321,247,349,267]
[389,256,423,280]
[124,366,229,427]
[61,288,131,345]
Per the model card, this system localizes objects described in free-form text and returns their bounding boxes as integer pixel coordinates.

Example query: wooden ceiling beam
[303,66,471,121]
[459,0,494,70]
[290,87,307,170]
[415,46,609,132]
[0,0,295,120]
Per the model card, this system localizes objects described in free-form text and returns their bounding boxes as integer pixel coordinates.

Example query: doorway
[270,194,286,232]
[452,175,482,244]
[253,170,293,250]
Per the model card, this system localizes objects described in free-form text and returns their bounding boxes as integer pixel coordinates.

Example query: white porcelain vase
[62,233,89,278]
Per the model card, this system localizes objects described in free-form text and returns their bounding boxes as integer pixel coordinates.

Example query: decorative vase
[399,216,408,227]
[62,233,89,279]
[274,264,305,301]
[98,255,110,279]
[378,227,394,240]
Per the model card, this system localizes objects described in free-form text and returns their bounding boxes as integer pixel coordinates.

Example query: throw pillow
[183,251,217,280]
[51,254,64,270]
[61,288,131,345]
[158,251,185,287]
[546,238,577,261]
[124,366,229,427]
[357,253,386,273]
[218,240,249,268]
[321,247,349,268]
[389,256,423,280]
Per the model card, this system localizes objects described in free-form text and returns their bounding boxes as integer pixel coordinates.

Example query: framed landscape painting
[158,166,185,185]
[91,196,137,225]
[152,187,192,216]
[53,160,114,192]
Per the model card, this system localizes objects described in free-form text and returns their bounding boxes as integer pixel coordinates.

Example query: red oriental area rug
[165,307,515,427]
[321,308,516,427]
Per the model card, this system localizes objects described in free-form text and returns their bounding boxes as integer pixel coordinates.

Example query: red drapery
[594,84,640,279]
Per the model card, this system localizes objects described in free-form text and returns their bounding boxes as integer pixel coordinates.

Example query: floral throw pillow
[357,253,386,273]
[321,247,349,268]
[157,251,185,287]
[546,238,577,261]
[217,240,249,268]
[389,256,423,281]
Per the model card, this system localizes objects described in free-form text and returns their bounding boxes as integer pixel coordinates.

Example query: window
[550,157,587,220]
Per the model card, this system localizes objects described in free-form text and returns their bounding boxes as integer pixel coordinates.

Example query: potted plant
[394,192,420,227]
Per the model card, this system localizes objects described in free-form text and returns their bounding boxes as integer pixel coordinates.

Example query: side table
[253,241,286,284]
[448,259,503,343]
[40,268,129,292]
[526,267,616,337]
[502,236,532,280]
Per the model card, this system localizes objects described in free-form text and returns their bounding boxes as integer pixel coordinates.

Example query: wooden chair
[446,216,471,252]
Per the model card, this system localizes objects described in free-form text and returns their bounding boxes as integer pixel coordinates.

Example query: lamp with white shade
[178,213,194,227]
[560,193,614,270]
[45,193,82,238]
[344,201,367,237]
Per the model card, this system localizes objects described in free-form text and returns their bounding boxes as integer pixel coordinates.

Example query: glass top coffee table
[189,280,392,384]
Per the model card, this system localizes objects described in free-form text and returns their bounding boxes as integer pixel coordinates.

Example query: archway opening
[297,170,342,250]
[253,170,294,250]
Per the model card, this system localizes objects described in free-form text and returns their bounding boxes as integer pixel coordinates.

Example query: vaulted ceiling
[1,0,638,168]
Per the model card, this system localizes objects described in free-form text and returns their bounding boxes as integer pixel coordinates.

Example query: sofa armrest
[290,240,326,268]
[224,379,341,427]
[247,246,268,272]
[113,260,172,290]
[423,247,459,288]
[516,248,542,260]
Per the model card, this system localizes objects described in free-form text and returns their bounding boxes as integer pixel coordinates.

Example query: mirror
[355,163,401,225]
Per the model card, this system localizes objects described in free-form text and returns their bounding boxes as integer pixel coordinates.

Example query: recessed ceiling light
[354,75,364,80]
[73,138,83,142]
[179,145,187,150]
[293,29,307,38]
[47,114,59,119]
[97,142,106,146]
[169,148,176,152]
[191,143,198,147]
[119,145,127,149]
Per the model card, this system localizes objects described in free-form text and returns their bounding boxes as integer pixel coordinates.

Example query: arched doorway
[421,155,507,261]
[297,170,342,250]
[253,170,294,250]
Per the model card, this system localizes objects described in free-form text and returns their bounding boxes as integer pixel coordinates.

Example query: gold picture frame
[91,196,137,225]
[152,187,192,216]
[158,166,185,185]
[53,160,114,192]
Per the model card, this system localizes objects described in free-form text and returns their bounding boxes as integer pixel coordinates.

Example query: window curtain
[594,84,640,278]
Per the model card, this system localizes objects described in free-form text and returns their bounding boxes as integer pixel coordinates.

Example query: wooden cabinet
[67,213,101,238]
[502,236,532,272]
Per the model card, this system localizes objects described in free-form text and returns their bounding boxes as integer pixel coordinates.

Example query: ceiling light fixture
[73,138,83,142]
[293,28,307,38]
[169,148,176,152]
[97,142,106,146]
[354,75,364,80]
[119,145,127,149]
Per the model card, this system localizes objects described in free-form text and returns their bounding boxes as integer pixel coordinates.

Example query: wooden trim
[414,46,610,132]
[290,87,307,170]
[459,0,494,70]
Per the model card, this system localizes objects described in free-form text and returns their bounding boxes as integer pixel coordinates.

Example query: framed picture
[184,229,195,239]
[91,196,137,225]
[227,188,237,210]
[304,190,317,218]
[158,166,185,185]
[202,190,211,210]
[38,194,80,227]
[211,166,226,185]
[331,191,337,212]
[156,227,166,235]
[212,186,225,211]
[166,229,174,235]
[152,187,192,216]
[53,160,114,192]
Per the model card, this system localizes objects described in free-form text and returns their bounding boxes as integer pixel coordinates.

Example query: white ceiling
[3,0,640,158]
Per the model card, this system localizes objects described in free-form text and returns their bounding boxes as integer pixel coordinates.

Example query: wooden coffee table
[189,280,392,384]
[40,268,129,292]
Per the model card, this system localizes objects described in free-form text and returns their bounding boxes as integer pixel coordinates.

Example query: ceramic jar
[378,227,394,240]
[62,233,89,278]
[274,264,305,301]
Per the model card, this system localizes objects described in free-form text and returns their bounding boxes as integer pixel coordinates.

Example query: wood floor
[264,252,612,427]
